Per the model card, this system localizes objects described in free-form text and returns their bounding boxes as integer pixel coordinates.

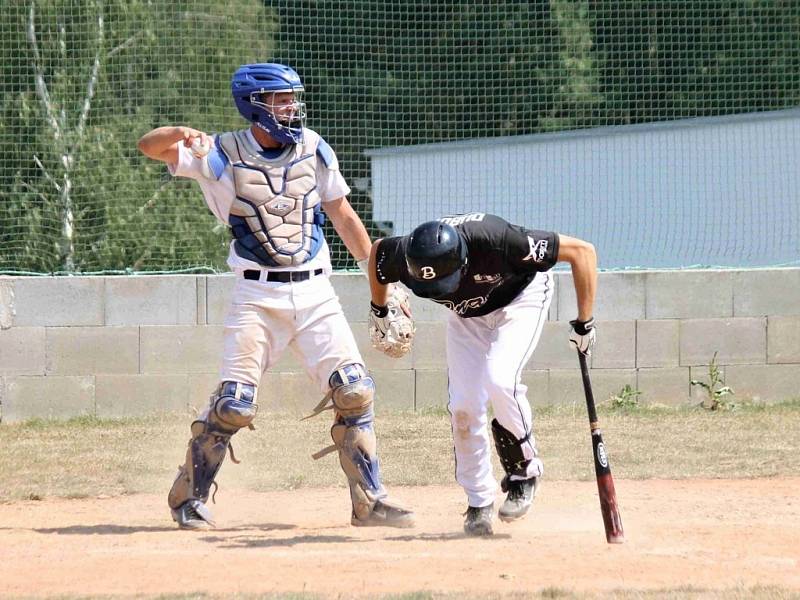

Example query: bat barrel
[598,473,625,543]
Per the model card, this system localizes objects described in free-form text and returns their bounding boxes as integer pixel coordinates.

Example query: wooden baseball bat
[578,352,625,543]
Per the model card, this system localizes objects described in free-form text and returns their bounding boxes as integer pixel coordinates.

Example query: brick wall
[1,269,798,422]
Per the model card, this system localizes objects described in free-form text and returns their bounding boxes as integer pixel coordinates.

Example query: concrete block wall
[1,269,799,422]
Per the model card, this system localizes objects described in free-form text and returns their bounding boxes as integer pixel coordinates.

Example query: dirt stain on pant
[453,410,472,440]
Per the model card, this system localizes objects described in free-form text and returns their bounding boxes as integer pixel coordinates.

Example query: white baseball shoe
[463,503,494,536]
[498,476,539,522]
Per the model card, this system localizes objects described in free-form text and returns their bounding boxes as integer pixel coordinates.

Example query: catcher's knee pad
[168,381,258,510]
[205,380,259,432]
[491,418,532,479]
[328,363,375,424]
[326,364,385,518]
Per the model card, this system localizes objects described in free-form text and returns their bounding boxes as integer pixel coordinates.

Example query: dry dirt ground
[1,478,798,598]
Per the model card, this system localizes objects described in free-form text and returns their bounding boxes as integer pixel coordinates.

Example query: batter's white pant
[446,272,553,508]
[220,272,363,396]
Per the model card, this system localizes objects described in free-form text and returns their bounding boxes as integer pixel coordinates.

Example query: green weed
[691,352,735,411]
[608,384,642,409]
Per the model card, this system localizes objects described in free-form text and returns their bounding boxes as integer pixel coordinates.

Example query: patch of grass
[12,585,799,599]
[1,402,799,501]
[388,588,796,600]
[539,588,575,599]
[14,414,141,430]
[282,474,307,490]
[414,406,450,417]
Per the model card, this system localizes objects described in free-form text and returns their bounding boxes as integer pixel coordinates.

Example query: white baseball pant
[220,273,363,395]
[446,272,553,508]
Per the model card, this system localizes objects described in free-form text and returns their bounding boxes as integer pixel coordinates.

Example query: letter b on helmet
[405,221,468,298]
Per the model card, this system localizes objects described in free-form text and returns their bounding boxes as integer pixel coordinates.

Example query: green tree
[3,1,798,273]
[587,1,800,125]
[0,0,275,273]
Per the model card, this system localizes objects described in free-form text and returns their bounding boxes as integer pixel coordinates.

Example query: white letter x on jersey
[523,236,548,263]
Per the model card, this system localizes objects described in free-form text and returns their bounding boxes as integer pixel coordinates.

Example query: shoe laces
[464,505,492,519]
[184,503,203,520]
[506,479,530,502]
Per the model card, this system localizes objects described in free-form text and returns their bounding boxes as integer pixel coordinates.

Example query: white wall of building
[367,109,800,269]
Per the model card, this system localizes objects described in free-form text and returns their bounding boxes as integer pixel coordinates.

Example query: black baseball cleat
[498,476,539,522]
[463,503,494,536]
[351,498,416,528]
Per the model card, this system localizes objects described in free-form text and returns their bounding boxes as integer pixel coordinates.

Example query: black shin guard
[491,418,532,479]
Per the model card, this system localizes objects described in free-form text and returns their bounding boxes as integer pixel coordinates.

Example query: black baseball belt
[243,268,324,283]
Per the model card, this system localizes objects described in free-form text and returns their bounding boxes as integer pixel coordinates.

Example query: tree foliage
[0,0,274,273]
[1,0,798,273]
[587,1,800,125]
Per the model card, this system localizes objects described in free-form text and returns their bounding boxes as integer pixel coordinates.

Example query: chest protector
[217,129,326,267]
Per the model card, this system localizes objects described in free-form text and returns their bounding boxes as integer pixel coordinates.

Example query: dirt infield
[1,478,798,598]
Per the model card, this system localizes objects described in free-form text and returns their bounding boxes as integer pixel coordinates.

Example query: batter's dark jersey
[375,213,560,318]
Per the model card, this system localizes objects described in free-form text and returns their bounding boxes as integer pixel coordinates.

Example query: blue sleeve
[316,137,336,168]
[207,137,229,180]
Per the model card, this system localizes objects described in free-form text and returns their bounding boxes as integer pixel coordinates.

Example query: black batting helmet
[405,220,468,298]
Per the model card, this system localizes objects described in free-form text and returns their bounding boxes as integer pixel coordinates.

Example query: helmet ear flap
[457,233,468,264]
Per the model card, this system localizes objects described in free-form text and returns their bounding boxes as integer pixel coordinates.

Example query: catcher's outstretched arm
[323,197,372,266]
[137,125,211,167]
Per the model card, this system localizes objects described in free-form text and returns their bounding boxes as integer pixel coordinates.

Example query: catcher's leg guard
[326,364,414,528]
[168,381,258,529]
[491,418,539,522]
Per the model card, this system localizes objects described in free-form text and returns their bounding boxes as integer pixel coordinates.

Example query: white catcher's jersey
[170,127,363,391]
[170,127,350,273]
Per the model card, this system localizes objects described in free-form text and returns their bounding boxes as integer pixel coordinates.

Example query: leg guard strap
[312,364,387,519]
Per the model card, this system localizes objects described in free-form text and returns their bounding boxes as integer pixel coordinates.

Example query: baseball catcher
[138,62,414,531]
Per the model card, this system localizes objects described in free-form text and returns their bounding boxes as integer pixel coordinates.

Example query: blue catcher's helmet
[231,63,306,144]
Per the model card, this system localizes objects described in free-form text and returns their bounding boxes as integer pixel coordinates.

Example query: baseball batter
[137,63,414,530]
[367,213,597,536]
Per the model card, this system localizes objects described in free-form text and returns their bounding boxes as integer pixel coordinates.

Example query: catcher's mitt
[369,285,415,358]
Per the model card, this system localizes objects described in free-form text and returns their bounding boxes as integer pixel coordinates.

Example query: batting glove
[569,317,596,356]
[368,295,415,358]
